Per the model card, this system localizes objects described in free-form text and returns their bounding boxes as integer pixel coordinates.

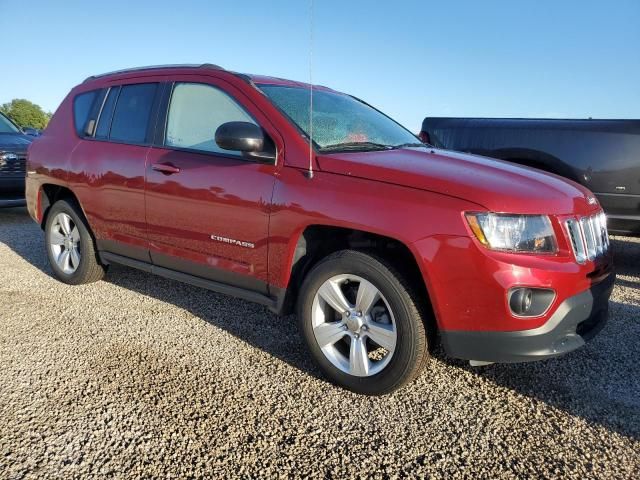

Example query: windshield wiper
[391,142,429,149]
[319,141,392,152]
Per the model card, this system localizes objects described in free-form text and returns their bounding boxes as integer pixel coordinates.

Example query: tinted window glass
[110,83,157,143]
[166,83,256,155]
[95,87,119,139]
[0,112,20,133]
[73,90,98,136]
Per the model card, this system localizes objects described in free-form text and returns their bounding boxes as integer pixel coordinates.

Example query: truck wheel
[45,199,106,285]
[297,250,429,395]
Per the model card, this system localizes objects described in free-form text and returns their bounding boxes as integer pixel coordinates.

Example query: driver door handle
[151,162,181,175]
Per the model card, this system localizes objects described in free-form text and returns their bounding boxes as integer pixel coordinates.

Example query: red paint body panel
[318,148,598,215]
[145,147,275,286]
[267,167,480,289]
[412,231,611,332]
[142,74,285,287]
[69,141,149,256]
[25,65,613,341]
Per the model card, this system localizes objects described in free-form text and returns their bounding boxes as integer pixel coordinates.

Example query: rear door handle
[151,162,180,175]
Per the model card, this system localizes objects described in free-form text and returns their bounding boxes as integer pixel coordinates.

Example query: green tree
[0,99,51,130]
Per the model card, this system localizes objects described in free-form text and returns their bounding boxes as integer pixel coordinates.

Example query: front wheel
[297,250,430,395]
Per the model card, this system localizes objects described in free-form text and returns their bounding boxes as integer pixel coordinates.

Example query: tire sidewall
[298,252,425,395]
[45,200,97,285]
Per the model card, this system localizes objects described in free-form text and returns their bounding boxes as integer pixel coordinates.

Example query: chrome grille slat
[593,215,603,255]
[583,217,596,260]
[0,154,27,176]
[600,212,610,250]
[566,212,610,264]
[566,219,586,263]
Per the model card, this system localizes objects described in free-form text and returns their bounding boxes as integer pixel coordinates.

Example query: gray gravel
[0,206,638,479]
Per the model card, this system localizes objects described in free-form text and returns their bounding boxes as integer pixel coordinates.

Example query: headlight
[0,152,17,167]
[0,152,17,160]
[465,212,557,253]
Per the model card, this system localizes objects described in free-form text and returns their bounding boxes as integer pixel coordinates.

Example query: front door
[145,80,279,293]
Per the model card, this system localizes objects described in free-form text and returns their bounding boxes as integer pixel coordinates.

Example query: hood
[0,133,32,152]
[317,148,596,215]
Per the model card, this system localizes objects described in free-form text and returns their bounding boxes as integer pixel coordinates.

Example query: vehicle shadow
[0,207,51,273]
[439,297,640,441]
[441,236,640,441]
[0,207,324,383]
[1,208,639,440]
[104,264,325,381]
[611,236,640,278]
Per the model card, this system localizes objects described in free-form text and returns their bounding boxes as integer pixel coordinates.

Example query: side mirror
[215,121,275,161]
[22,127,40,137]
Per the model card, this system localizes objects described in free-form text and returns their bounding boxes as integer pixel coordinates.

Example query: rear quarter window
[73,90,99,136]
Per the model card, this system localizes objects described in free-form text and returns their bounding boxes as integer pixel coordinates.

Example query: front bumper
[440,272,615,363]
[0,176,26,207]
[0,198,26,207]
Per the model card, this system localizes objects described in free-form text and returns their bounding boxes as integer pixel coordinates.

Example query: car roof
[82,64,337,93]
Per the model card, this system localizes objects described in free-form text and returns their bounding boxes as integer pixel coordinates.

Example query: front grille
[0,153,26,176]
[566,212,610,263]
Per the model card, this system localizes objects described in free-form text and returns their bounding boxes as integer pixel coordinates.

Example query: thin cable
[307,0,314,179]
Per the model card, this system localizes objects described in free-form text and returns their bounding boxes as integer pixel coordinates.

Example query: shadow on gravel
[103,264,327,383]
[611,237,640,277]
[0,207,326,384]
[451,236,640,441]
[2,206,639,440]
[0,207,51,273]
[452,298,640,441]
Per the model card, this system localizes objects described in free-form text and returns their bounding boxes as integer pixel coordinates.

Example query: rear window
[73,90,98,136]
[109,83,158,144]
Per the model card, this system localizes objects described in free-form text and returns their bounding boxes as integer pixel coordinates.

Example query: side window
[109,83,158,144]
[165,83,256,155]
[95,87,120,139]
[73,90,98,136]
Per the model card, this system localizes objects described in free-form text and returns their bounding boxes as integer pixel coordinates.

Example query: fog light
[508,287,555,317]
[510,288,533,314]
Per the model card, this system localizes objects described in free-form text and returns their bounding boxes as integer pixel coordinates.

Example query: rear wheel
[45,200,106,285]
[297,250,429,395]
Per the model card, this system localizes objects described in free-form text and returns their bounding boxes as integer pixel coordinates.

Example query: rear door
[69,79,164,261]
[144,77,282,293]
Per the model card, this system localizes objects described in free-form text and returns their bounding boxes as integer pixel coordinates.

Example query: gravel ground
[0,206,638,479]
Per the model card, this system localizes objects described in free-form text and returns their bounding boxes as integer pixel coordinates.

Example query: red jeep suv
[26,64,614,395]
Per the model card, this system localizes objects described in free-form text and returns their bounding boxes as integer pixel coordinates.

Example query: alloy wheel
[311,274,397,377]
[49,212,81,275]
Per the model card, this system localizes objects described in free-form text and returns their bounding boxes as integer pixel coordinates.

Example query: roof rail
[83,63,224,83]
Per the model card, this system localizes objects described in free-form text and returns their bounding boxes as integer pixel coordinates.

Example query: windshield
[0,113,21,134]
[259,85,423,152]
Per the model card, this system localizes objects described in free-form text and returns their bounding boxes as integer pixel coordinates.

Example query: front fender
[268,167,484,290]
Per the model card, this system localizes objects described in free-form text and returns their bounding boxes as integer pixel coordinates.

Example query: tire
[44,199,106,285]
[297,250,429,395]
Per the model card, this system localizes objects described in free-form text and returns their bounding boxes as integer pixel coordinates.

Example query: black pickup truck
[419,118,640,235]
[0,112,31,207]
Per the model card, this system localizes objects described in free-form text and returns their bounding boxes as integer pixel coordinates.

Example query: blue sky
[1,0,638,130]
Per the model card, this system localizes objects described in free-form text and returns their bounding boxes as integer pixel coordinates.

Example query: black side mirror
[215,121,275,161]
[22,127,40,137]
